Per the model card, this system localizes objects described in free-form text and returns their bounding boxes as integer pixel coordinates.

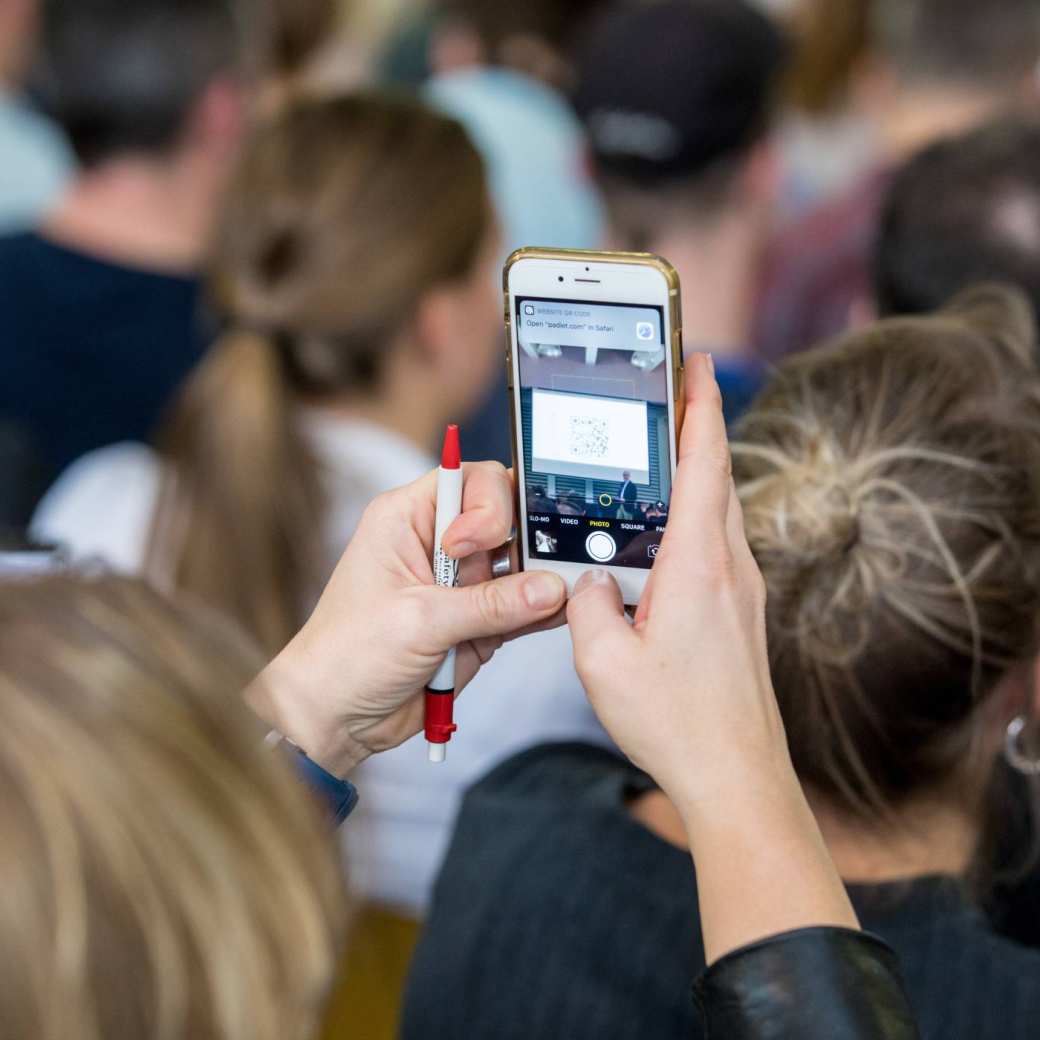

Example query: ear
[411,285,460,373]
[849,52,899,119]
[990,656,1040,726]
[185,78,247,156]
[739,140,781,208]
[849,294,876,329]
[1018,63,1040,105]
[1029,655,1040,722]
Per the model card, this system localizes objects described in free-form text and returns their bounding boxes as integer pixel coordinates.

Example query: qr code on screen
[569,415,609,459]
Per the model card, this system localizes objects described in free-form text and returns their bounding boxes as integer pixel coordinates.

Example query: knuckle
[696,537,737,587]
[362,490,397,527]
[751,569,768,608]
[708,440,733,479]
[473,635,503,665]
[477,459,509,481]
[396,592,434,637]
[473,580,511,628]
[706,378,724,413]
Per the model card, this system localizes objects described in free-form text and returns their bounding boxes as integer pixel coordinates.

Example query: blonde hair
[733,284,1040,827]
[150,91,490,654]
[0,575,345,1040]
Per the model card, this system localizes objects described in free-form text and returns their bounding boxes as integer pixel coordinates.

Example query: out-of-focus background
[4,1,1040,1037]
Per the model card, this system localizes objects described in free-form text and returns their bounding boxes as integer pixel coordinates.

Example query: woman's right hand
[567,353,858,961]
[567,353,787,809]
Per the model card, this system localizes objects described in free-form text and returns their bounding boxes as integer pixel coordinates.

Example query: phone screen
[516,295,673,571]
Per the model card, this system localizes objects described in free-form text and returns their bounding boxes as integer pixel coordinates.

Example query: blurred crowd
[3,1,1040,1038]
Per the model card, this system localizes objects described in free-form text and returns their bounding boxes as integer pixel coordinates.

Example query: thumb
[426,570,567,647]
[567,569,634,672]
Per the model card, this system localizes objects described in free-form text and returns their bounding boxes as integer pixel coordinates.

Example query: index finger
[653,353,734,596]
[442,461,515,557]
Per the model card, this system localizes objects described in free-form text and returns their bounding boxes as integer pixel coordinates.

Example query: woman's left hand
[248,462,566,775]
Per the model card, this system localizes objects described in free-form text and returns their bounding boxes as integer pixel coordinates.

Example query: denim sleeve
[293,751,359,826]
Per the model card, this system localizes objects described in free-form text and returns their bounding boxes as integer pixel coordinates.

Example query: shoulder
[877,903,1040,1033]
[31,442,162,573]
[0,231,40,268]
[463,741,637,810]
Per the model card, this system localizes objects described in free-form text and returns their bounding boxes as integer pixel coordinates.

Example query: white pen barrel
[427,464,464,697]
[433,465,464,585]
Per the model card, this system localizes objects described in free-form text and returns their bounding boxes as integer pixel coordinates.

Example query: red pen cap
[441,424,460,470]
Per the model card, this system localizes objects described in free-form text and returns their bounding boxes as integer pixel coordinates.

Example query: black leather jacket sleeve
[693,927,921,1040]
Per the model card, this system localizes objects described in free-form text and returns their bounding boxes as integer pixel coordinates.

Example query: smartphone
[504,247,684,605]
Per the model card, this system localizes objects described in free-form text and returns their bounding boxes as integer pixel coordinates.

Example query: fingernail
[447,540,476,559]
[523,573,565,610]
[705,352,715,376]
[573,568,610,595]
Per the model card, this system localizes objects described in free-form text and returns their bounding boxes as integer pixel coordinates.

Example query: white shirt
[33,412,606,914]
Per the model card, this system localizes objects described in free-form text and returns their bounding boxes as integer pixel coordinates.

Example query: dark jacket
[403,743,1040,1040]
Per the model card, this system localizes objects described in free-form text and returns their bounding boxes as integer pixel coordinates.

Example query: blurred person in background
[32,90,605,1038]
[246,0,350,107]
[404,285,1040,1040]
[0,0,72,526]
[755,0,1040,361]
[419,0,611,464]
[874,117,1040,335]
[776,0,878,220]
[0,0,336,527]
[0,0,73,233]
[426,0,607,254]
[573,0,789,424]
[871,117,1040,949]
[0,0,245,527]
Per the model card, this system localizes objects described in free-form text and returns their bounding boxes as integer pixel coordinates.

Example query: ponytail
[146,92,491,653]
[148,328,325,654]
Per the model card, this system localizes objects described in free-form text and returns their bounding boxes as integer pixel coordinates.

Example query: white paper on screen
[531,389,650,483]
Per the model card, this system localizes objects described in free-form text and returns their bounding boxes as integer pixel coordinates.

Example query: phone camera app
[516,296,673,573]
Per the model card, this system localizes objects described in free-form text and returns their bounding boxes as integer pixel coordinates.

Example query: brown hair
[786,0,872,115]
[242,0,339,82]
[871,0,1040,90]
[0,574,344,1040]
[733,285,1040,833]
[151,91,490,654]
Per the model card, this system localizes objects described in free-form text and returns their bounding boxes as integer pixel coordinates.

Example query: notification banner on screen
[531,389,650,483]
[518,301,662,354]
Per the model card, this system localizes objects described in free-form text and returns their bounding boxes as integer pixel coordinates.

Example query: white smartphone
[504,247,684,605]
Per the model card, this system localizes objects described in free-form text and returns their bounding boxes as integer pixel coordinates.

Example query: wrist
[667,751,804,836]
[246,637,371,778]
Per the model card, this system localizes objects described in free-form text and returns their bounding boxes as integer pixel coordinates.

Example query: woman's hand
[567,354,858,961]
[567,354,785,808]
[248,462,566,776]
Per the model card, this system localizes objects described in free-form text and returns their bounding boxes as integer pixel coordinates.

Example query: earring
[1005,716,1040,776]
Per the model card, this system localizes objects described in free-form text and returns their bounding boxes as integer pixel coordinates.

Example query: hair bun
[940,282,1038,367]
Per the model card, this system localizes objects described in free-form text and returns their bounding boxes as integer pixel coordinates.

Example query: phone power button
[585,531,617,563]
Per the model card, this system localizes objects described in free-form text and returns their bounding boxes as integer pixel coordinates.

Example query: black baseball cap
[573,0,789,183]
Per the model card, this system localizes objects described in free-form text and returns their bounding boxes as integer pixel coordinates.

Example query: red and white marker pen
[425,424,463,763]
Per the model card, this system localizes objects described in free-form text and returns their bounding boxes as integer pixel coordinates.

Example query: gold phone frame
[502,246,685,599]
